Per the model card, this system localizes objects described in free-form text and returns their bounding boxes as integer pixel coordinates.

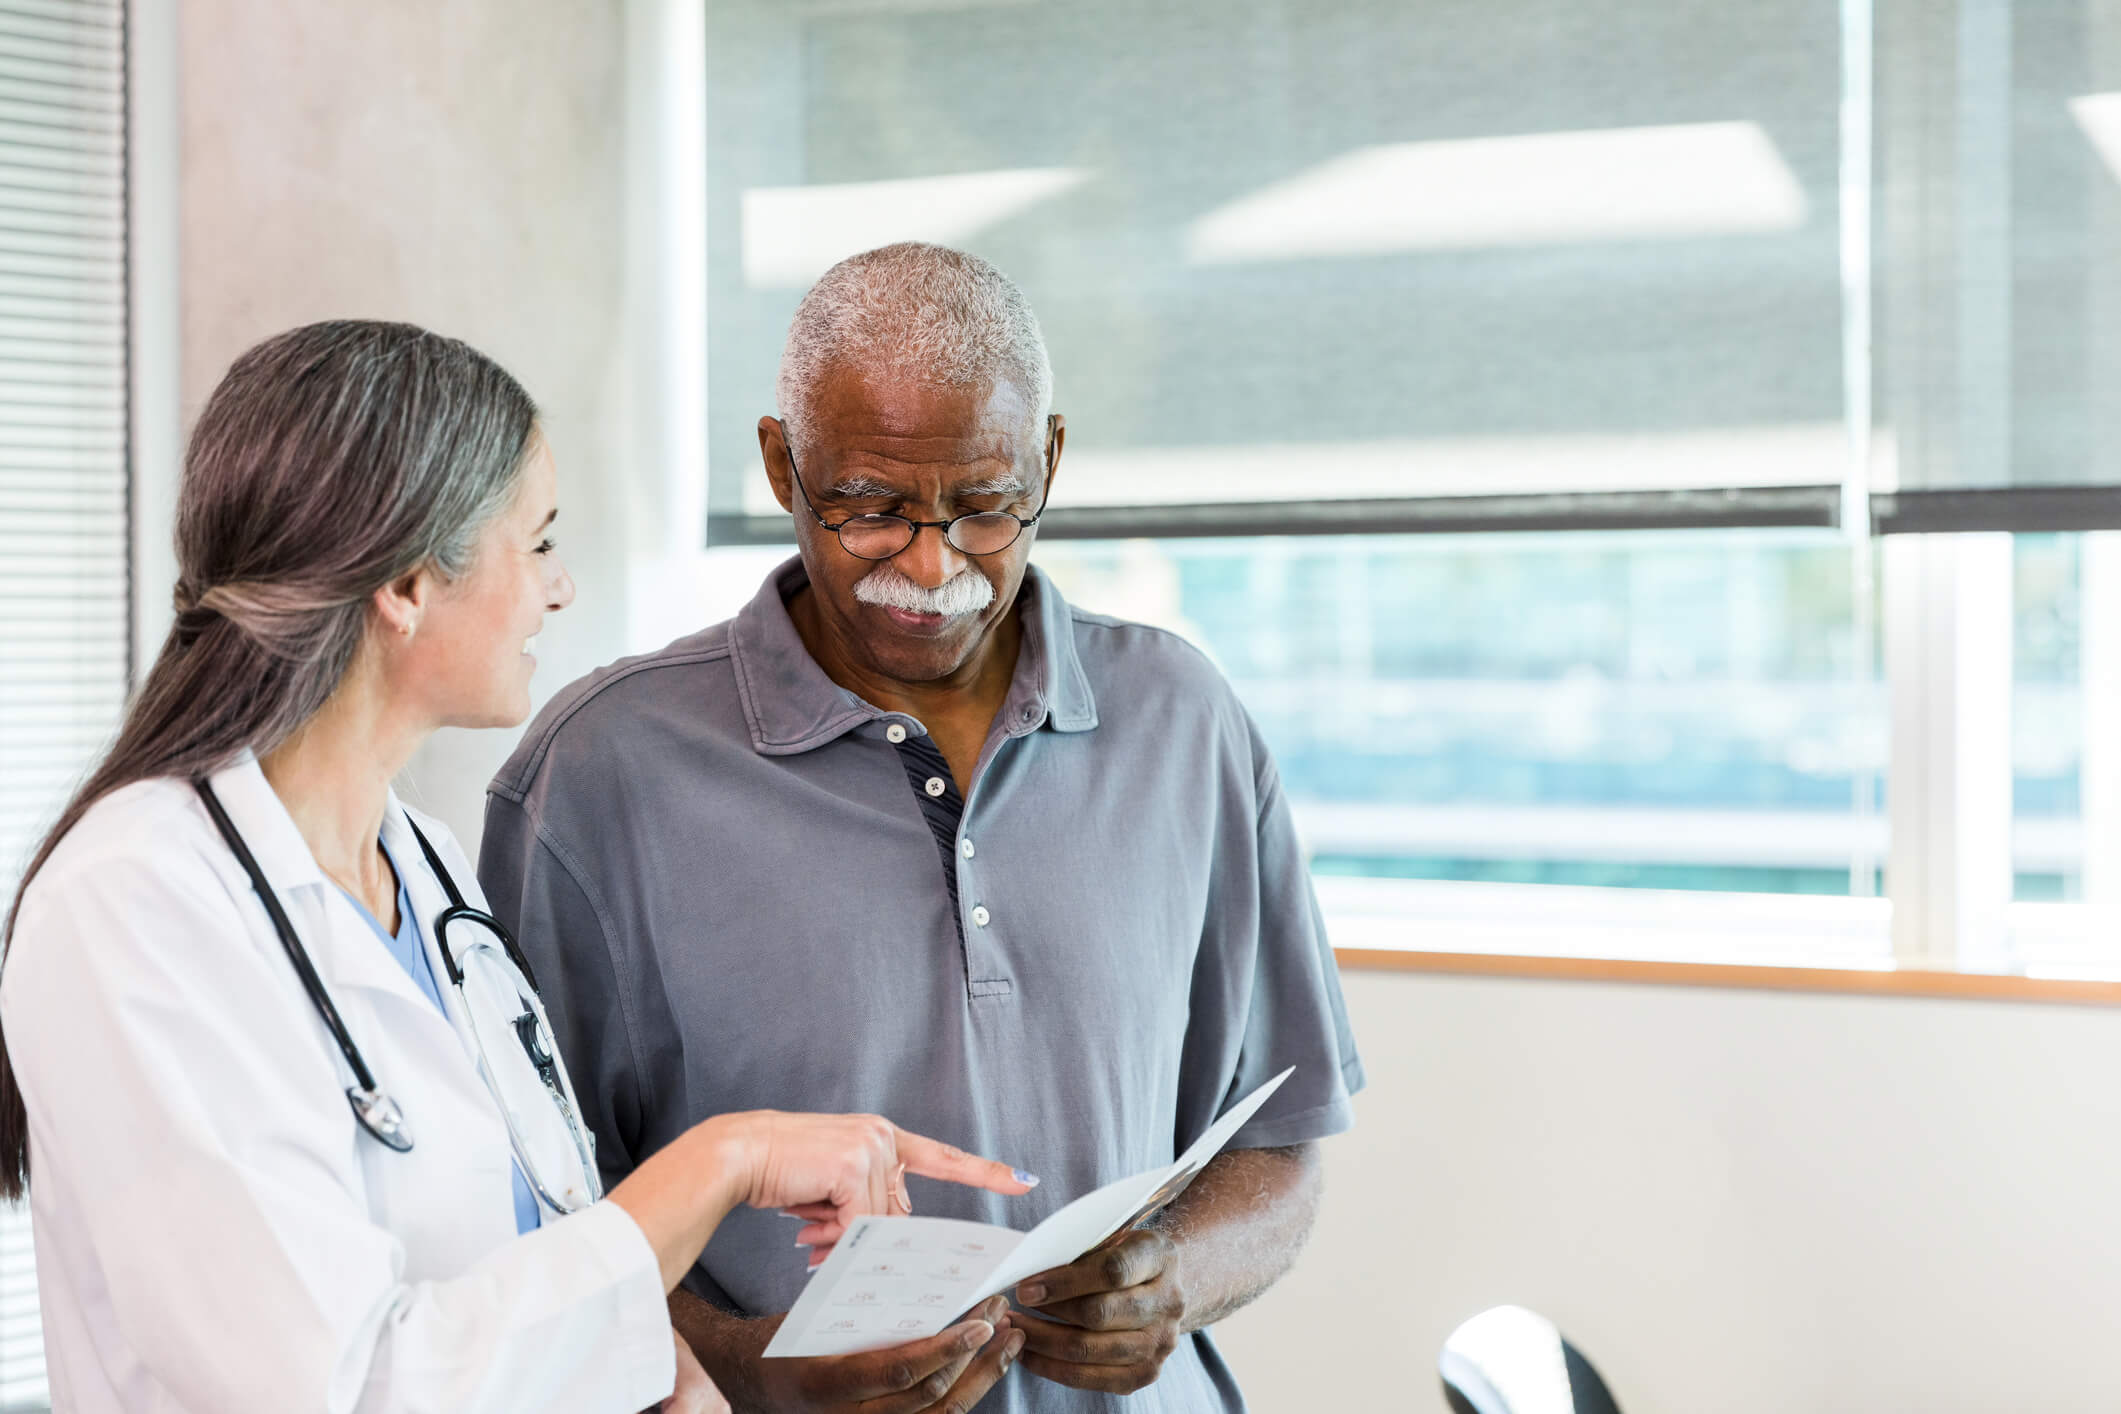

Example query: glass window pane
[1035,530,1889,964]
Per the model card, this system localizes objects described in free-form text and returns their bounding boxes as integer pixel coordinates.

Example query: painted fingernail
[1013,1169,1040,1187]
[1017,1283,1045,1304]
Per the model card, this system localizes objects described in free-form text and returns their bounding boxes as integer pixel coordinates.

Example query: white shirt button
[925,776,947,797]
[971,905,991,928]
[885,723,908,744]
[960,839,975,859]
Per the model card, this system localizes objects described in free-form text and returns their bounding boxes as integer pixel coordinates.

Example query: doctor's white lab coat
[0,759,677,1413]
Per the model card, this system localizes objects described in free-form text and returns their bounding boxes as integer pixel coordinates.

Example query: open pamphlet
[764,1067,1293,1359]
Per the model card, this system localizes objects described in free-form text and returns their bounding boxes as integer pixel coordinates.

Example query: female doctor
[0,321,1032,1413]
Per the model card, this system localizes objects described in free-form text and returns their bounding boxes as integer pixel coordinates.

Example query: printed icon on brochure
[894,1317,928,1332]
[886,1235,917,1251]
[862,1261,904,1277]
[820,1319,861,1335]
[905,1290,954,1308]
[835,1289,883,1308]
[952,1240,989,1256]
[929,1261,969,1280]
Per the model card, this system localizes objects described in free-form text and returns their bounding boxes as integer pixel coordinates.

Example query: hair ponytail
[0,320,538,1198]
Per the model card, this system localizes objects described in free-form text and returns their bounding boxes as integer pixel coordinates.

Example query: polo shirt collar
[730,556,1098,757]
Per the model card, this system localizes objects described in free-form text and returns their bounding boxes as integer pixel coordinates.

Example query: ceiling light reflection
[1186,121,1809,264]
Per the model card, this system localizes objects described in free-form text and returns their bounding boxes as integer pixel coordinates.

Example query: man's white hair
[776,242,1053,458]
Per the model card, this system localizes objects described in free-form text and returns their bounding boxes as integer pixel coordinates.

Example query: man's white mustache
[853,566,995,617]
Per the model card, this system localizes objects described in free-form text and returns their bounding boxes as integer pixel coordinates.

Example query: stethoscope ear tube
[193,778,415,1153]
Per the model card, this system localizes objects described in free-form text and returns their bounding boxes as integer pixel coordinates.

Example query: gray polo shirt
[481,559,1364,1414]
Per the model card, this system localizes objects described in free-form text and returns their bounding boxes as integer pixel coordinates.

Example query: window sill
[1316,876,2121,1005]
[1332,947,2121,1006]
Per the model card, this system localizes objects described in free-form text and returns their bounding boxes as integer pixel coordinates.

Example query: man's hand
[748,1296,1025,1414]
[1010,1230,1185,1395]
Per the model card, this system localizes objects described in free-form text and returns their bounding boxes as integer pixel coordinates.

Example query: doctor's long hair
[0,319,539,1198]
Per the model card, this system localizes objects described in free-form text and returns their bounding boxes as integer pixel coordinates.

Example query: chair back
[1437,1305,1622,1414]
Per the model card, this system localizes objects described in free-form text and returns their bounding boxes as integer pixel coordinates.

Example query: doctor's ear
[370,570,429,640]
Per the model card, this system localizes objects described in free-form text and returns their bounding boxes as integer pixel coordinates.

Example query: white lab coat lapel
[376,795,490,1064]
[203,759,438,1015]
[201,759,520,1274]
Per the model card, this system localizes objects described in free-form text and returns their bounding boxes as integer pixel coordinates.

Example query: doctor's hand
[718,1111,1036,1258]
[659,1328,729,1414]
[1009,1230,1186,1395]
[750,1296,1025,1414]
[616,1111,1035,1294]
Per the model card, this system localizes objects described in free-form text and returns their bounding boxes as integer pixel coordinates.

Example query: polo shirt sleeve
[1180,711,1366,1154]
[479,792,649,1192]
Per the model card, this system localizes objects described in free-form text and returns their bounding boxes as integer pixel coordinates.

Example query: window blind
[0,2,128,1410]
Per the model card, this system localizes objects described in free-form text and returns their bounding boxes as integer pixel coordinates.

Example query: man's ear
[1044,412,1066,494]
[759,416,798,514]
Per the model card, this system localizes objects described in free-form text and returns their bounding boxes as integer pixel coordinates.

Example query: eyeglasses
[434,907,603,1215]
[784,430,1054,561]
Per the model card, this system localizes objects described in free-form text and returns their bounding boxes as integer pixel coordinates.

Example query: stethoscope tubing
[194,778,382,1095]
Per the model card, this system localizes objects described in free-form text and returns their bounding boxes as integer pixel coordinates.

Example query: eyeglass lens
[836,512,1026,560]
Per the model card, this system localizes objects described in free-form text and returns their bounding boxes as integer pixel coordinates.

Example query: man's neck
[788,585,1025,732]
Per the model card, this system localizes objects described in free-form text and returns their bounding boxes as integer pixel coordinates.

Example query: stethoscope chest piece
[347,1085,414,1153]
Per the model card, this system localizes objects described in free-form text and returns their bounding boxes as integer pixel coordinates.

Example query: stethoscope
[192,779,581,1186]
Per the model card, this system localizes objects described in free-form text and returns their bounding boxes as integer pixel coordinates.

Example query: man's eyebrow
[823,475,901,499]
[955,474,1031,498]
[822,472,1031,500]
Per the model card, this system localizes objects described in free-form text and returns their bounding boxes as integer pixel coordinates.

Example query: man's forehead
[810,365,1036,442]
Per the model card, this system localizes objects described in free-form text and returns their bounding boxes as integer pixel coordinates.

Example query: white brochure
[763,1067,1294,1359]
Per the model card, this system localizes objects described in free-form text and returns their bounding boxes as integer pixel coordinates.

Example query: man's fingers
[894,1128,1038,1195]
[1008,1308,1163,1367]
[1030,1283,1164,1332]
[798,1300,1004,1404]
[856,1341,980,1414]
[1016,1349,1152,1396]
[1015,1231,1172,1307]
[899,1319,1026,1414]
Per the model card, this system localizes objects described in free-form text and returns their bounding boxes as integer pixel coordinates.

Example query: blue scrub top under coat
[336,836,542,1236]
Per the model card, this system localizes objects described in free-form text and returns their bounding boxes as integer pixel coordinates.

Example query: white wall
[165,9,2121,1413]
[1218,970,2121,1413]
[176,0,642,847]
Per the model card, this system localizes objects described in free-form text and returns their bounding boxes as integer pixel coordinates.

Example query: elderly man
[481,242,1363,1414]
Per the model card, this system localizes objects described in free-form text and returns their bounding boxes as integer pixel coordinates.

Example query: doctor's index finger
[891,1127,1039,1195]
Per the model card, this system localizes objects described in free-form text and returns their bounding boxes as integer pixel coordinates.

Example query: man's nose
[891,521,967,586]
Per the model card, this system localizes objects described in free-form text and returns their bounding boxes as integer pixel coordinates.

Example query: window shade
[701,0,1850,542]
[0,2,128,1409]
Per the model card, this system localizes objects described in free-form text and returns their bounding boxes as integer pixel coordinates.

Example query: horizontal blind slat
[0,0,122,26]
[2,5,122,1404]
[0,28,121,73]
